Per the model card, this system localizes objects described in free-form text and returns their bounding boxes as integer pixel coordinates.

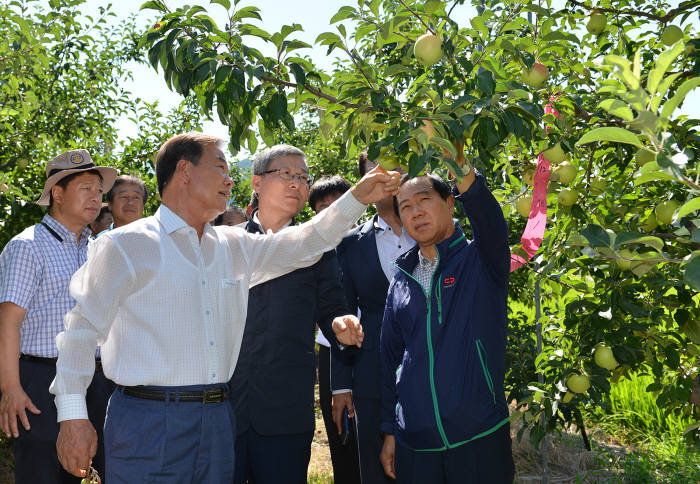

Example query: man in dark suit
[229,145,353,484]
[332,152,414,483]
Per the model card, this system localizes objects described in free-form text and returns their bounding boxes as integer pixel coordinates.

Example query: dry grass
[309,381,334,483]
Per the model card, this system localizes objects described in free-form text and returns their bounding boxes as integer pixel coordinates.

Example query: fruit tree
[139,0,700,446]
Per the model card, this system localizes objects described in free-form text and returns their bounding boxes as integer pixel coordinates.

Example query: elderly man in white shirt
[50,132,401,483]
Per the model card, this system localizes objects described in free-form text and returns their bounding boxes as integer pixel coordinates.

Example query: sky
[74,0,697,159]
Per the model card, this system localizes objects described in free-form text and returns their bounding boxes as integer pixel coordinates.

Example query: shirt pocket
[218,278,245,319]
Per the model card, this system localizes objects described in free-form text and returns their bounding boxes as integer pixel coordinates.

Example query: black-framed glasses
[262,168,313,187]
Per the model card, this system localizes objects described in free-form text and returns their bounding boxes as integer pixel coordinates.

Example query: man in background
[213,206,247,226]
[0,150,117,483]
[309,175,361,484]
[89,204,112,236]
[229,146,355,484]
[98,174,148,235]
[333,152,414,483]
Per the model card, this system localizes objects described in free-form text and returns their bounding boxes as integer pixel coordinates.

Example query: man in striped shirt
[0,150,118,484]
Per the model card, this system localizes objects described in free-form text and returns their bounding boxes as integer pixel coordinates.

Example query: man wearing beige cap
[0,149,117,484]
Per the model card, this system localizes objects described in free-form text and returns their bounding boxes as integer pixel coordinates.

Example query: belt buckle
[202,389,220,403]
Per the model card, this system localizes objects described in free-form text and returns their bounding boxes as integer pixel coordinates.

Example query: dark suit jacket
[229,216,349,436]
[333,215,398,399]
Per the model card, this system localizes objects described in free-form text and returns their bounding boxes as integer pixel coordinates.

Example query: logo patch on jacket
[443,276,456,288]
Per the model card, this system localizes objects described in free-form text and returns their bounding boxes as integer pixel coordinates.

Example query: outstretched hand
[350,165,401,205]
[332,315,364,347]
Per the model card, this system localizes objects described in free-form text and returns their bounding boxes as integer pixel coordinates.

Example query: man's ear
[51,184,64,206]
[251,174,262,194]
[174,159,191,183]
[447,195,455,212]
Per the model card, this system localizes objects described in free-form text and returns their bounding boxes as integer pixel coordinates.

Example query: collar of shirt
[156,204,216,237]
[417,249,437,270]
[374,215,401,236]
[252,211,293,234]
[42,214,91,246]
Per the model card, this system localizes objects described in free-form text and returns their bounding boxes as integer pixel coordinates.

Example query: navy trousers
[9,358,114,484]
[104,384,236,483]
[394,424,515,484]
[354,397,394,484]
[318,345,361,484]
[233,428,313,484]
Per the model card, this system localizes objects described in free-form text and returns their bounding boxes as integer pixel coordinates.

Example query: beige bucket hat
[37,149,118,206]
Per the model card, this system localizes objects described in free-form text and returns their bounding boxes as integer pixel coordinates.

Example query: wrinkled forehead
[397,176,435,202]
[268,154,308,172]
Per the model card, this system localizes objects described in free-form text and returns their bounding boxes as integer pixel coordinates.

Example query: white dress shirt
[374,215,414,280]
[51,192,366,421]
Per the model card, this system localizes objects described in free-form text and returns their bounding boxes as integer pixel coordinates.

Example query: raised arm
[241,166,401,286]
[454,172,510,282]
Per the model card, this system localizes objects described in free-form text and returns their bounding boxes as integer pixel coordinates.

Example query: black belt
[117,385,228,403]
[20,354,103,372]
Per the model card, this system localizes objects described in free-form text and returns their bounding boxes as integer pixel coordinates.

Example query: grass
[586,374,700,483]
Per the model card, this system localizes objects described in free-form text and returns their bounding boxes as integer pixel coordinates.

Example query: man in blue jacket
[379,161,514,483]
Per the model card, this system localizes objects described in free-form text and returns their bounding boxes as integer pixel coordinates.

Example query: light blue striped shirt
[0,214,91,357]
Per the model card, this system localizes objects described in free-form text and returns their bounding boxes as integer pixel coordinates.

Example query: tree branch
[397,0,435,35]
[567,0,697,23]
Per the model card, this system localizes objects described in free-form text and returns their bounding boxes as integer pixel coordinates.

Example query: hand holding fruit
[350,164,402,204]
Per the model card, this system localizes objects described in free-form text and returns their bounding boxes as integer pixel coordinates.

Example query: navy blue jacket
[380,174,510,451]
[229,216,349,436]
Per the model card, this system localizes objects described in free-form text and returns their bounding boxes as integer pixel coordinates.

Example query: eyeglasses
[262,168,313,187]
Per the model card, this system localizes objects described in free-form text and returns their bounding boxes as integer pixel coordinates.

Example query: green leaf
[598,99,633,121]
[141,1,166,11]
[661,77,700,119]
[692,229,700,244]
[650,72,682,112]
[470,16,488,39]
[631,252,661,277]
[581,224,611,247]
[615,235,665,252]
[677,198,700,219]
[647,42,685,97]
[634,170,675,185]
[430,137,456,158]
[232,6,261,21]
[576,127,643,148]
[684,256,700,291]
[239,23,271,41]
[315,31,342,45]
[476,69,495,95]
[330,6,357,24]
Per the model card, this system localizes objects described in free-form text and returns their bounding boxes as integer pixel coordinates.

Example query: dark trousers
[233,428,313,484]
[318,345,361,484]
[353,397,394,484]
[394,424,515,484]
[10,358,114,484]
[104,384,236,483]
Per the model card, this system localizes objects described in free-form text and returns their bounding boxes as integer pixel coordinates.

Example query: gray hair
[252,144,306,175]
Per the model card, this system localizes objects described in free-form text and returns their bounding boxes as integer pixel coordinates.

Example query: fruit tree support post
[534,277,550,484]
